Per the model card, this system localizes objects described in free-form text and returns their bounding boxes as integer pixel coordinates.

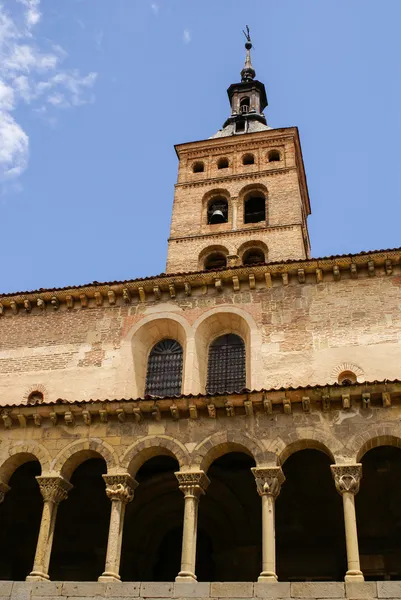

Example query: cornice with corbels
[0,249,399,318]
[177,167,292,189]
[184,139,287,160]
[0,381,400,429]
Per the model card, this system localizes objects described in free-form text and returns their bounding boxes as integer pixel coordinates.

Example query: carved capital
[331,464,362,495]
[252,467,285,498]
[36,476,72,504]
[103,474,137,504]
[175,471,210,498]
[0,481,10,504]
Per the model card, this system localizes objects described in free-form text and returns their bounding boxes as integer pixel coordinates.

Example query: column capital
[252,467,285,498]
[175,470,210,498]
[103,474,137,504]
[331,464,362,495]
[0,481,10,504]
[36,476,72,504]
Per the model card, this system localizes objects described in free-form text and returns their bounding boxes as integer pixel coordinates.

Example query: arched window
[240,97,250,114]
[338,370,357,385]
[244,193,266,224]
[243,248,265,265]
[193,161,204,173]
[217,157,229,169]
[268,149,280,162]
[145,339,183,397]
[242,153,254,165]
[207,197,228,224]
[27,390,43,405]
[206,334,246,394]
[204,252,227,270]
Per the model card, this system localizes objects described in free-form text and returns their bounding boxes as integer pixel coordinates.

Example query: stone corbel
[2,411,12,428]
[382,391,391,407]
[138,287,146,302]
[232,276,240,291]
[79,294,88,308]
[122,288,130,304]
[24,299,31,313]
[265,272,272,287]
[50,296,59,310]
[64,411,74,426]
[10,301,18,315]
[170,404,180,420]
[249,274,256,289]
[94,291,103,306]
[37,298,45,310]
[283,398,291,414]
[107,290,116,305]
[184,282,191,296]
[133,406,142,423]
[367,260,375,276]
[333,265,341,281]
[66,295,74,309]
[350,263,358,279]
[116,408,126,422]
[302,397,310,412]
[244,399,254,416]
[207,403,216,418]
[297,269,305,284]
[168,284,176,299]
[153,286,161,300]
[189,404,198,419]
[99,409,108,423]
[152,404,161,421]
[385,259,392,275]
[281,273,288,286]
[215,278,222,292]
[82,410,91,425]
[315,268,323,283]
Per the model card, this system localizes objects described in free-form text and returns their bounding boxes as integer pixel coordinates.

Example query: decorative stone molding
[175,470,210,498]
[36,476,72,504]
[331,363,365,383]
[103,474,137,504]
[252,467,285,498]
[331,464,362,495]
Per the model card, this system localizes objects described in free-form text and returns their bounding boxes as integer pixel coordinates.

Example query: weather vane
[242,25,251,43]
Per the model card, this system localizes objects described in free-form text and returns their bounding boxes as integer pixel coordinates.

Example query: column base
[258,571,278,582]
[98,572,121,582]
[26,572,50,581]
[175,571,197,582]
[345,570,364,582]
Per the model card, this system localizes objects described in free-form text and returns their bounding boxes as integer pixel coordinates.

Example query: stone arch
[330,362,365,384]
[0,442,51,483]
[127,312,193,397]
[192,431,269,472]
[121,435,190,477]
[51,438,119,480]
[267,431,340,465]
[22,383,48,404]
[193,305,263,391]
[198,244,229,271]
[349,428,401,463]
[237,240,268,264]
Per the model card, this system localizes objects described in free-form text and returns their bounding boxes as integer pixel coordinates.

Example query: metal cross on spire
[241,25,256,82]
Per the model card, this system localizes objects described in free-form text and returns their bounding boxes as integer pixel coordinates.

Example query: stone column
[27,476,72,581]
[99,474,137,582]
[175,471,210,582]
[252,467,285,582]
[331,464,364,582]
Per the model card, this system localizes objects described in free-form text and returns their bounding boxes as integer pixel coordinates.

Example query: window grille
[145,339,183,397]
[206,334,246,394]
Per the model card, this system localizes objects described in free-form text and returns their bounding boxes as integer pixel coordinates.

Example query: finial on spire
[241,25,255,82]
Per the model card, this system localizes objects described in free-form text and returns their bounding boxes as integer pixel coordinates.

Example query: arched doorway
[276,449,346,581]
[357,445,401,579]
[0,460,42,580]
[197,452,259,581]
[49,458,110,581]
[120,455,181,581]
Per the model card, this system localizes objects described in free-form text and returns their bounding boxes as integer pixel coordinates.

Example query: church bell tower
[166,32,311,274]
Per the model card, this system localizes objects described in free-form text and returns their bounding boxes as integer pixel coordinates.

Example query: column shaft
[175,471,209,582]
[99,474,137,583]
[27,476,72,581]
[252,467,285,583]
[331,464,364,582]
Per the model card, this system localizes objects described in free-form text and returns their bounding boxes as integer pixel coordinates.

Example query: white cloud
[0,0,98,186]
[183,28,191,44]
[151,3,159,16]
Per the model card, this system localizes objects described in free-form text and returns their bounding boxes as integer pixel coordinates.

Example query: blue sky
[1,0,400,293]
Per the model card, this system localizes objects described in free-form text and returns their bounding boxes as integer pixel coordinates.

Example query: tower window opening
[235,120,246,133]
[145,339,183,397]
[243,153,254,166]
[338,370,357,386]
[204,252,227,271]
[244,194,266,224]
[243,248,265,266]
[217,157,229,169]
[206,333,246,394]
[239,97,250,114]
[207,198,228,224]
[193,161,204,173]
[268,149,281,162]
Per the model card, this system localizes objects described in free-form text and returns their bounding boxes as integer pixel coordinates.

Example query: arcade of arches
[0,444,400,583]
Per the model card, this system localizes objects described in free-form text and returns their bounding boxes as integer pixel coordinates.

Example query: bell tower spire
[210,27,270,138]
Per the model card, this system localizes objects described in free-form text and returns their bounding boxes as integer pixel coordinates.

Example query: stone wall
[2,580,401,600]
[0,262,400,405]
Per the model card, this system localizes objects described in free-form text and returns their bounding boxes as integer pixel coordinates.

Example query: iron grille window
[145,339,183,397]
[206,334,246,394]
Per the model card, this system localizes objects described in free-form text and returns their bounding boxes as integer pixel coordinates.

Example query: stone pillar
[331,464,364,582]
[27,476,72,581]
[99,474,137,582]
[252,467,285,582]
[175,471,210,582]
